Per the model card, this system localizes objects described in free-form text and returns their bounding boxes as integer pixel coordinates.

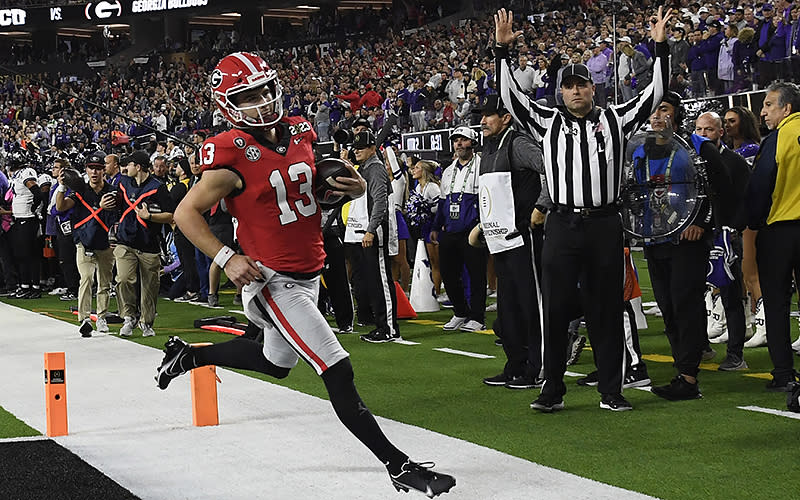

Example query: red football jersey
[200,117,324,273]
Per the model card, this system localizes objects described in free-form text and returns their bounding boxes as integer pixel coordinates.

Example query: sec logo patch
[245,145,261,162]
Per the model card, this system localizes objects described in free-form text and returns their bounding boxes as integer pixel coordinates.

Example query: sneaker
[766,377,797,392]
[709,330,729,344]
[48,287,67,296]
[493,338,503,346]
[233,294,243,306]
[623,364,651,388]
[651,375,702,401]
[119,316,136,337]
[483,372,511,386]
[576,371,599,386]
[745,297,768,347]
[505,375,544,390]
[389,460,456,498]
[459,320,485,332]
[442,315,467,331]
[25,288,41,299]
[79,319,93,338]
[600,393,633,411]
[566,333,586,366]
[207,293,219,307]
[718,353,748,371]
[487,289,497,298]
[0,287,17,297]
[707,292,727,339]
[701,346,717,361]
[359,329,394,343]
[530,393,565,413]
[10,287,27,299]
[174,291,200,303]
[486,302,498,312]
[59,292,77,301]
[95,317,109,333]
[335,325,354,334]
[155,336,193,390]
[436,293,450,304]
[140,322,156,337]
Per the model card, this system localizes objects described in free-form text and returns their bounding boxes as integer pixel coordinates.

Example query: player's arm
[174,168,262,286]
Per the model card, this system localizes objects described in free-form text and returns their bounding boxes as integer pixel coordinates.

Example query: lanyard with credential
[448,155,476,203]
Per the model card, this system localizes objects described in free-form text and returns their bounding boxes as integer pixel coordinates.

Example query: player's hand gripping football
[327,160,366,199]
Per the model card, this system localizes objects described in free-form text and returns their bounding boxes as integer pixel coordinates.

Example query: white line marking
[434,348,495,359]
[738,405,800,420]
[393,339,420,346]
[0,435,47,443]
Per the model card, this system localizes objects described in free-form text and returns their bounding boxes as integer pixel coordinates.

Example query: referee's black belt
[553,204,619,218]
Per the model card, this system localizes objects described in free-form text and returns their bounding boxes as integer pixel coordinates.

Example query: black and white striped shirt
[496,43,670,208]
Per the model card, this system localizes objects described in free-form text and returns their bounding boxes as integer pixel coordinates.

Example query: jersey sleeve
[199,134,241,173]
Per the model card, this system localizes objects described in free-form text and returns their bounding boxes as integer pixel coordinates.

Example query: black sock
[190,337,290,379]
[322,358,407,472]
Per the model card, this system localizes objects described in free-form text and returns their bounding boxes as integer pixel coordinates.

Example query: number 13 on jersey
[269,162,317,225]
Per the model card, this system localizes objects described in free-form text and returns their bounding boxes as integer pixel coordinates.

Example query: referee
[493,7,673,412]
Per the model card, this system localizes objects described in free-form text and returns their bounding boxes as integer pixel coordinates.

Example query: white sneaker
[792,336,800,354]
[120,316,136,337]
[460,320,486,332]
[442,315,467,331]
[709,330,729,344]
[744,298,767,348]
[436,293,450,304]
[95,317,109,333]
[487,289,497,298]
[49,287,67,296]
[707,293,727,339]
[140,322,156,337]
[644,305,662,316]
[486,302,498,312]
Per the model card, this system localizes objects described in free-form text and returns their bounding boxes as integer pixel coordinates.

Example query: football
[315,157,353,209]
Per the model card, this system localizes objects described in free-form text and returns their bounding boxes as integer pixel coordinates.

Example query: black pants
[10,218,41,287]
[645,239,710,378]
[322,233,354,330]
[756,221,800,383]
[720,232,746,357]
[541,212,624,396]
[494,228,543,378]
[345,225,398,336]
[0,230,18,289]
[439,229,488,324]
[56,232,79,293]
[174,229,199,294]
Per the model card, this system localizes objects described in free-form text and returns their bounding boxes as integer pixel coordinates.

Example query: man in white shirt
[513,55,537,94]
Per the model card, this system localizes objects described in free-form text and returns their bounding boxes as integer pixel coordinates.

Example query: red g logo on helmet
[210,52,284,128]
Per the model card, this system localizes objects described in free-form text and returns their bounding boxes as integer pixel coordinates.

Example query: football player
[157,52,455,497]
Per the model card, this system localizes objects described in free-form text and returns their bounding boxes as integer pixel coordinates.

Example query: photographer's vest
[117,175,161,251]
[72,184,114,251]
[478,127,524,255]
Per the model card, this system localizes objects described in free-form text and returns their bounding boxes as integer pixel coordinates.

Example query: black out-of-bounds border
[0,439,139,500]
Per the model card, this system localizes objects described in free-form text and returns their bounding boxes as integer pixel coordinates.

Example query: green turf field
[0,405,39,439]
[2,253,799,500]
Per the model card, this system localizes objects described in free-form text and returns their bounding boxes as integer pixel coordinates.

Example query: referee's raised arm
[493,8,557,142]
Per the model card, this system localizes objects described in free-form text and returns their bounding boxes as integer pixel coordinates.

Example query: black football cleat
[155,336,193,390]
[389,460,455,498]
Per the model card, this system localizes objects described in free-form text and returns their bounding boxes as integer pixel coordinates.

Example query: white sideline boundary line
[433,348,495,359]
[0,435,49,443]
[0,301,657,500]
[738,405,800,420]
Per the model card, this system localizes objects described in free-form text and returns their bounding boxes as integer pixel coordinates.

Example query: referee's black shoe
[652,375,702,401]
[483,372,511,386]
[530,393,565,413]
[600,393,633,411]
[389,460,456,498]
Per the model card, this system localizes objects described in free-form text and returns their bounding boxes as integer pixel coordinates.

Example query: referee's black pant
[756,221,800,384]
[439,229,488,324]
[644,239,710,379]
[494,227,543,379]
[541,212,624,397]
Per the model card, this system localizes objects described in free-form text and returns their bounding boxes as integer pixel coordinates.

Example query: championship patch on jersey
[245,145,261,162]
[289,121,312,136]
[233,137,246,149]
